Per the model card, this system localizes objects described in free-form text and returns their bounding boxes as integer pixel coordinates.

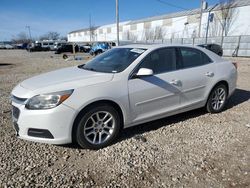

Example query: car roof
[117,43,223,62]
[118,43,202,50]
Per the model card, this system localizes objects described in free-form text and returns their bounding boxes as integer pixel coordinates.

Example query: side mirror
[136,68,153,77]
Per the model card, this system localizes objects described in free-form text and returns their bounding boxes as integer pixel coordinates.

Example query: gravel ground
[0,50,250,187]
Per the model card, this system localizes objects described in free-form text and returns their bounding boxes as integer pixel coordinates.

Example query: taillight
[232,62,238,69]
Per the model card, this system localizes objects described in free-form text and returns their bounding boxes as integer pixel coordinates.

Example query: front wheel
[206,84,228,113]
[75,104,121,149]
[95,50,102,56]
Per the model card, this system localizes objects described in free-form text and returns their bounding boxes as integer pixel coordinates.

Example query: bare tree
[39,31,60,40]
[90,26,97,41]
[219,0,238,36]
[192,29,198,38]
[153,26,165,40]
[39,34,48,40]
[60,36,68,41]
[144,28,154,41]
[11,32,31,43]
[47,31,60,40]
[209,14,223,37]
[123,30,137,41]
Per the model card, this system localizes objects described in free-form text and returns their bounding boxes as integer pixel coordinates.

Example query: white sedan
[11,44,237,149]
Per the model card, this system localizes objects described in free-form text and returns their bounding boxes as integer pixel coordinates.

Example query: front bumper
[11,101,76,145]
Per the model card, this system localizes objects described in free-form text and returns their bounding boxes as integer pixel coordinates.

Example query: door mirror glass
[136,68,153,77]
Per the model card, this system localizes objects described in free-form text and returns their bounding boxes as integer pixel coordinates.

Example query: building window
[99,29,103,34]
[107,27,111,33]
[162,19,172,26]
[119,26,123,32]
[187,15,198,23]
[144,22,151,29]
[131,24,137,30]
[73,33,76,37]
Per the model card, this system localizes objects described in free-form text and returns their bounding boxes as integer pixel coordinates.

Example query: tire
[206,84,228,113]
[95,50,102,56]
[74,104,121,149]
[218,52,223,56]
[62,54,68,59]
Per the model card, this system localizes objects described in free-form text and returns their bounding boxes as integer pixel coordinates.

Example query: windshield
[79,48,146,73]
[92,43,98,48]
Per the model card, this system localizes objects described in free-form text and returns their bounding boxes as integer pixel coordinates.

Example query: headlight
[25,89,74,110]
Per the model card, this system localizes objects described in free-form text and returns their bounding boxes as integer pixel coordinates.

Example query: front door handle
[170,79,181,86]
[205,72,214,77]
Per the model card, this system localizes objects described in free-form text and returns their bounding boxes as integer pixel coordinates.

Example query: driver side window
[137,48,177,75]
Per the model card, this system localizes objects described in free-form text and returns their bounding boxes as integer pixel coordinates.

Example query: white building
[68,0,250,43]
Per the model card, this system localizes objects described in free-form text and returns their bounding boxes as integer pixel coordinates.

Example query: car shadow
[117,88,250,144]
[0,63,13,66]
[63,88,250,149]
[226,88,250,110]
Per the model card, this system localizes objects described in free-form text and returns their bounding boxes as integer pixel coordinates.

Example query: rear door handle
[205,72,214,77]
[170,79,181,86]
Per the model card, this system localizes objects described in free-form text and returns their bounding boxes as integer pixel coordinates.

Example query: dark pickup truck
[27,45,50,52]
[55,44,79,54]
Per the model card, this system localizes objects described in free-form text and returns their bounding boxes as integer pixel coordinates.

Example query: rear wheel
[62,54,68,59]
[206,84,228,113]
[74,104,121,149]
[95,50,102,56]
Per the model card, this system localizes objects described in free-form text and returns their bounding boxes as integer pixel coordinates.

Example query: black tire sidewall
[75,105,121,149]
[207,84,228,113]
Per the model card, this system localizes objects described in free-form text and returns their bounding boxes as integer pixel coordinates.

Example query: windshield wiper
[78,65,97,71]
[84,67,97,71]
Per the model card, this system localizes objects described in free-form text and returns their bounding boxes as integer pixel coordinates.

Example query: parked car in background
[0,43,6,49]
[4,44,14,49]
[198,43,223,56]
[89,42,111,56]
[11,44,237,149]
[55,44,79,54]
[54,41,67,50]
[35,41,55,51]
[15,43,28,49]
[27,43,50,52]
[79,43,91,53]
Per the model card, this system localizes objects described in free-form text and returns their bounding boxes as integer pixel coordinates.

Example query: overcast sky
[0,0,219,41]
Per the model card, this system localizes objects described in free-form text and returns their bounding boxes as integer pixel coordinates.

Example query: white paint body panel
[11,44,237,145]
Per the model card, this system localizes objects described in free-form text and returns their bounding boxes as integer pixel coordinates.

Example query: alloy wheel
[211,87,226,111]
[83,111,115,145]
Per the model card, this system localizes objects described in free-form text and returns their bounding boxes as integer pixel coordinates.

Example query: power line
[116,0,119,46]
[155,0,188,11]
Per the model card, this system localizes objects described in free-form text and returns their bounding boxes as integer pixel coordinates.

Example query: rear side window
[138,48,177,74]
[180,47,212,68]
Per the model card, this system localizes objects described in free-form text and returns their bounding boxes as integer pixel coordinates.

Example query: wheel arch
[95,49,103,55]
[71,99,125,143]
[206,80,229,102]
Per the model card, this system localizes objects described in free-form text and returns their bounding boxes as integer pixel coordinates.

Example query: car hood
[20,66,114,91]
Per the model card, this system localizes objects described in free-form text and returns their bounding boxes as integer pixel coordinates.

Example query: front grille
[12,105,20,120]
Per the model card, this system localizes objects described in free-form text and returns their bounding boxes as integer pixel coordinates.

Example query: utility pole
[205,4,218,44]
[89,14,92,42]
[198,0,204,37]
[25,26,32,41]
[116,0,120,46]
